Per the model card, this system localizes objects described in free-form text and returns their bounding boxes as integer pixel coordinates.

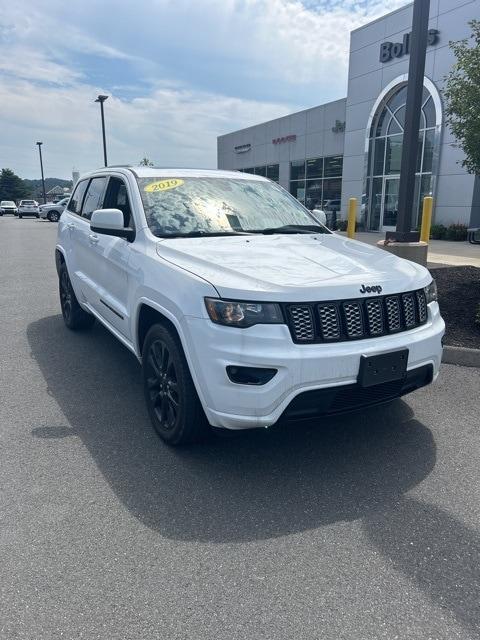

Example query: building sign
[272,134,296,145]
[379,29,439,63]
[234,143,251,154]
[332,120,345,133]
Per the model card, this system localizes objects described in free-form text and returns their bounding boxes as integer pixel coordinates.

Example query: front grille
[285,288,428,344]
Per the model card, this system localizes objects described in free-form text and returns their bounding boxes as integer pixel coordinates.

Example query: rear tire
[59,263,95,330]
[18,214,22,219]
[142,324,209,445]
[48,211,59,222]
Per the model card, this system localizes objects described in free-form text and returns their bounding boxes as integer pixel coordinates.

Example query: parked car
[56,167,444,445]
[0,200,18,216]
[18,200,39,218]
[39,197,70,222]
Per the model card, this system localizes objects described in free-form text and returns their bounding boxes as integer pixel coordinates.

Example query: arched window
[363,77,441,231]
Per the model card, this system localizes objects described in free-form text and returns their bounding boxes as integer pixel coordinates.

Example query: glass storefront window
[305,180,323,210]
[290,160,306,181]
[306,157,323,179]
[324,156,343,178]
[266,164,279,181]
[255,166,266,177]
[385,134,403,174]
[364,82,439,231]
[290,181,305,204]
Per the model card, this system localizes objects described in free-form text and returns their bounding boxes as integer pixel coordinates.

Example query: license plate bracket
[358,349,408,387]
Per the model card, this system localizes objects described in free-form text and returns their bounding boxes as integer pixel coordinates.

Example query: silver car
[39,197,70,222]
[0,200,18,216]
[18,200,40,218]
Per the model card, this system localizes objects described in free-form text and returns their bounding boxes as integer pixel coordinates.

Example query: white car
[56,167,444,445]
[39,197,70,222]
[0,200,18,215]
[18,200,39,218]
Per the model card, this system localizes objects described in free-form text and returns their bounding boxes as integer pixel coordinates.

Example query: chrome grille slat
[365,298,384,336]
[317,304,341,339]
[402,293,416,328]
[385,296,401,332]
[343,302,364,338]
[287,305,314,341]
[286,288,428,344]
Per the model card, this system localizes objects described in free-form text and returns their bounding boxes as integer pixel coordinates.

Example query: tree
[444,20,480,175]
[0,168,30,201]
[139,157,154,167]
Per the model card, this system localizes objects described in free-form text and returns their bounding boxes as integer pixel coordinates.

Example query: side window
[103,177,133,227]
[81,177,107,220]
[68,180,89,215]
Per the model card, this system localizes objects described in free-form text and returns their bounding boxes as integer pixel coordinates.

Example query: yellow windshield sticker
[144,179,184,193]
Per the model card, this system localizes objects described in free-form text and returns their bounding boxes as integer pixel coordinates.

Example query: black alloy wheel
[142,324,209,445]
[58,263,95,330]
[145,339,180,433]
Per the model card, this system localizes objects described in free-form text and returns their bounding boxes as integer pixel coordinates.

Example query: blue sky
[0,0,406,178]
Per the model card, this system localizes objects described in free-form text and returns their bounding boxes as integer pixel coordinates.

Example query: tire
[36,214,39,218]
[142,324,209,445]
[59,263,95,330]
[18,214,22,219]
[48,211,59,222]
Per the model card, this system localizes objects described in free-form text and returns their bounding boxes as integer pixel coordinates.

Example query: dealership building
[217,0,479,232]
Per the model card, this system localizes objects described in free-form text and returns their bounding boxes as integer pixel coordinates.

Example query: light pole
[386,0,430,242]
[36,142,47,205]
[95,95,109,167]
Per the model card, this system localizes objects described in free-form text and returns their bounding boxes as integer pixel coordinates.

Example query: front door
[381,176,400,232]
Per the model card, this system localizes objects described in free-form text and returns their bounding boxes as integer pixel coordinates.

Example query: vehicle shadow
[27,314,436,543]
[363,496,480,635]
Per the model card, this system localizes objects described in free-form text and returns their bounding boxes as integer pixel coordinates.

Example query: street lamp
[94,94,109,167]
[36,142,46,205]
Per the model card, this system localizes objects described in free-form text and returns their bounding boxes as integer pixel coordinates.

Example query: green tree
[444,20,480,175]
[139,157,154,167]
[0,168,30,201]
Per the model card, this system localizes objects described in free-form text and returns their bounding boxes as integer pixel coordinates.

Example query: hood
[156,233,431,302]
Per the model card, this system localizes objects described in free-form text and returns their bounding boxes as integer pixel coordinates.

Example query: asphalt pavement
[1,216,479,640]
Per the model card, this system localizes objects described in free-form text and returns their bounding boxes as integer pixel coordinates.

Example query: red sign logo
[272,134,296,145]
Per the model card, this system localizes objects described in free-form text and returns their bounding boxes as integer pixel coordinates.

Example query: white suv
[56,167,444,445]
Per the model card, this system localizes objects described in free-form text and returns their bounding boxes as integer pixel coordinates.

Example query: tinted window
[69,180,89,215]
[81,177,107,220]
[103,177,132,227]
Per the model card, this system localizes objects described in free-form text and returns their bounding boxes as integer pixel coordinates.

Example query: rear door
[78,175,133,338]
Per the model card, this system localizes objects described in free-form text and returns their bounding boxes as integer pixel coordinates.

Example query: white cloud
[0,76,297,178]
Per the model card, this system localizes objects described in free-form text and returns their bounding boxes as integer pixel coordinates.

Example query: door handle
[67,222,75,230]
[89,233,99,245]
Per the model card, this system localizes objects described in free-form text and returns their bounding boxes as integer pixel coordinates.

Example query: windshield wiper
[243,225,329,235]
[157,230,250,238]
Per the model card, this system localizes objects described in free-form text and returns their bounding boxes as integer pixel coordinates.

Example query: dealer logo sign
[272,134,296,145]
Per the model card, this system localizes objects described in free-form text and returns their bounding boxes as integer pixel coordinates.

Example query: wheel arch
[55,246,66,276]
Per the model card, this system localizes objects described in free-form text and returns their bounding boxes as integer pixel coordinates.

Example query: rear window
[22,200,35,205]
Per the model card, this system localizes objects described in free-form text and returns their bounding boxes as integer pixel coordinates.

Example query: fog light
[226,366,277,385]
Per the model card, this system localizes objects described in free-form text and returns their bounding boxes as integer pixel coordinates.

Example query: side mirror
[90,208,135,242]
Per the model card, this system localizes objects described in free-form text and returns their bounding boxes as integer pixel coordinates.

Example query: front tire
[59,263,95,330]
[18,214,22,219]
[142,324,209,445]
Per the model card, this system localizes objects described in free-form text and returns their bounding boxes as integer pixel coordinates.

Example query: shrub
[446,223,468,241]
[429,224,447,240]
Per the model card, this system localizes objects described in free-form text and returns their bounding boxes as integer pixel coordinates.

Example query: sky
[0,0,407,179]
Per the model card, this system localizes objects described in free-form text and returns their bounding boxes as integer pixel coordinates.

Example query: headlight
[205,298,283,328]
[424,279,437,304]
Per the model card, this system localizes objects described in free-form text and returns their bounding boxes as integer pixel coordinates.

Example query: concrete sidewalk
[338,231,480,267]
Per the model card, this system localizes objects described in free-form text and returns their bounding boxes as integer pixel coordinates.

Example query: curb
[442,345,480,368]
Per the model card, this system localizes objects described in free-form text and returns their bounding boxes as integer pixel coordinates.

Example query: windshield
[136,177,330,237]
[1,201,15,206]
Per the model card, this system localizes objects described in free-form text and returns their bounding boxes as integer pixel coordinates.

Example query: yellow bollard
[420,196,434,243]
[347,198,357,239]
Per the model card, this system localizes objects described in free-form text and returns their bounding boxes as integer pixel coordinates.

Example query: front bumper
[184,302,444,430]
